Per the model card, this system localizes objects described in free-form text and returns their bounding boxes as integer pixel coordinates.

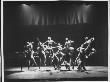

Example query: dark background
[3,1,108,66]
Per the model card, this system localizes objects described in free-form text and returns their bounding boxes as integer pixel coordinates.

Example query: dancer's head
[58,43,60,45]
[48,37,51,40]
[27,42,29,44]
[85,37,89,41]
[65,38,68,41]
[92,48,95,51]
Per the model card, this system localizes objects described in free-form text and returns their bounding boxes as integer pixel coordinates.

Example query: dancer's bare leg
[28,60,31,70]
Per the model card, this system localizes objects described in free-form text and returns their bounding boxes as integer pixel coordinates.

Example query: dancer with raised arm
[43,37,57,66]
[36,37,47,66]
[76,45,86,71]
[52,43,64,70]
[64,38,74,48]
[25,42,37,70]
[43,37,57,47]
[76,37,95,72]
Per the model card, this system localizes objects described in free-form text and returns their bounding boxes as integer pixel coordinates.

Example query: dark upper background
[3,1,108,66]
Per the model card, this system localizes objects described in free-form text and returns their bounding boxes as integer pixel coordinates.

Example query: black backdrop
[3,1,108,66]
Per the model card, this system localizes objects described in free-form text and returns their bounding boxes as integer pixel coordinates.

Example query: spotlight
[22,4,27,6]
[22,4,30,7]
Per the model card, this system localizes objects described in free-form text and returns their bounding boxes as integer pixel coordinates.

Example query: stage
[4,66,108,81]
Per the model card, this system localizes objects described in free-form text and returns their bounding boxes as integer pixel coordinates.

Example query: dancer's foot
[68,67,70,71]
[77,68,81,71]
[72,66,74,70]
[55,67,57,70]
[81,70,85,72]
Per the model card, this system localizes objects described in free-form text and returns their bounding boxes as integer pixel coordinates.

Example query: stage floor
[4,66,108,81]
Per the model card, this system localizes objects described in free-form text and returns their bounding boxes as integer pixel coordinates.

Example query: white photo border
[1,0,109,82]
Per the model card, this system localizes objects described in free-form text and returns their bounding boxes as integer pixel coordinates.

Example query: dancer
[76,45,86,71]
[76,37,95,72]
[36,37,47,66]
[63,38,74,70]
[26,42,34,50]
[64,38,74,48]
[25,42,37,70]
[43,37,57,65]
[43,37,57,46]
[83,37,94,51]
[53,43,64,70]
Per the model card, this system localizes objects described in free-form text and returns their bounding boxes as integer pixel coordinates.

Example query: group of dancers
[19,36,96,72]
